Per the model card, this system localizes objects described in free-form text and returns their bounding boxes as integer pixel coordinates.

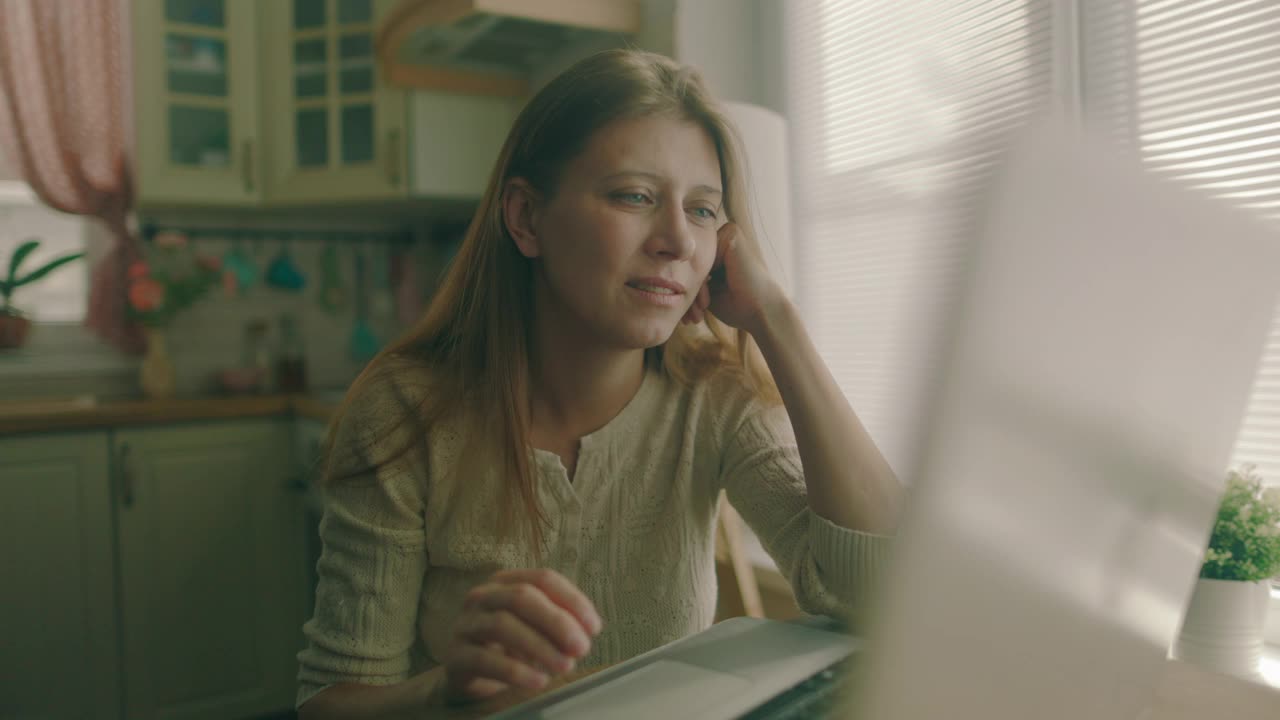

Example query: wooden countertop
[0,392,340,435]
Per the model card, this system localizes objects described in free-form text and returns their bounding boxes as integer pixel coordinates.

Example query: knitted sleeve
[296,374,430,709]
[718,400,893,620]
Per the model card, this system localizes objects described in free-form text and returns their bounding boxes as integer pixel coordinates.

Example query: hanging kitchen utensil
[392,247,423,326]
[317,240,347,314]
[370,245,396,324]
[350,250,380,362]
[221,235,257,296]
[266,235,307,291]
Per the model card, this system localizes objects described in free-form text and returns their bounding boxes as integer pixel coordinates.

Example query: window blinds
[1083,0,1280,485]
[784,0,1056,478]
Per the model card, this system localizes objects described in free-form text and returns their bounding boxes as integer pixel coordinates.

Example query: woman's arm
[697,222,904,534]
[299,668,446,720]
[749,297,903,534]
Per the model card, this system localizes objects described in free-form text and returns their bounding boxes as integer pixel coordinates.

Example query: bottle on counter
[276,313,308,393]
[243,319,272,393]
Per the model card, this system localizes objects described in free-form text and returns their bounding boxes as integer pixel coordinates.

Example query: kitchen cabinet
[0,432,121,720]
[133,0,264,205]
[114,419,309,720]
[133,0,408,207]
[260,0,410,203]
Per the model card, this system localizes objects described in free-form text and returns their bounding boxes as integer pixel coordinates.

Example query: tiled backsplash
[153,221,464,396]
[162,233,412,394]
[0,218,465,400]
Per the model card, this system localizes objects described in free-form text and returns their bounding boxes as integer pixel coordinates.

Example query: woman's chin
[618,320,681,349]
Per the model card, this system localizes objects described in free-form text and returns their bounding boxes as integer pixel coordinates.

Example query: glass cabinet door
[135,0,260,205]
[291,0,383,173]
[163,0,232,169]
[264,0,405,202]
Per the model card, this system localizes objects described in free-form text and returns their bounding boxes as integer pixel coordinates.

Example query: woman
[297,48,903,718]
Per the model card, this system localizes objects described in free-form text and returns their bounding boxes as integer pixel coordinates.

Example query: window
[0,184,90,323]
[784,0,1056,479]
[0,152,90,324]
[1083,0,1280,489]
[787,0,1280,638]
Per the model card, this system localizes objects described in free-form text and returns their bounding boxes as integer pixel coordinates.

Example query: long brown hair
[324,49,778,553]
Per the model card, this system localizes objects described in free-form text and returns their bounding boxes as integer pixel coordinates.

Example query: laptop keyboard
[738,657,853,719]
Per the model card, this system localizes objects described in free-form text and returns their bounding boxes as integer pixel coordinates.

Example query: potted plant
[1173,465,1280,681]
[0,238,86,349]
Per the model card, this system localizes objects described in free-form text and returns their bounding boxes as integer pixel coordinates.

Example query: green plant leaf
[7,239,40,284]
[13,252,86,288]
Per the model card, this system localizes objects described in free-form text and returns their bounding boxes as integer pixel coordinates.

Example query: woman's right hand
[440,568,603,704]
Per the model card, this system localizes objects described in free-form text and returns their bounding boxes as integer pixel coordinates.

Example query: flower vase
[140,326,176,399]
[1172,578,1271,681]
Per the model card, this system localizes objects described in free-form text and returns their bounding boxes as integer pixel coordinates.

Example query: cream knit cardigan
[297,365,892,708]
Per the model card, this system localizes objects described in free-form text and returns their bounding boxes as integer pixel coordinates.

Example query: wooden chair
[713,491,765,619]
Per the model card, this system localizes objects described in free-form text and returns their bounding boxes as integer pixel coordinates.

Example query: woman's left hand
[681,222,787,336]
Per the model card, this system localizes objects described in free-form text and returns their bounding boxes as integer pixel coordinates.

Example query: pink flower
[154,231,188,249]
[222,269,239,297]
[128,277,165,312]
[127,261,151,280]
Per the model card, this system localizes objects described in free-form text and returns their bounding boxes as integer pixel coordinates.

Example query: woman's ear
[503,178,541,258]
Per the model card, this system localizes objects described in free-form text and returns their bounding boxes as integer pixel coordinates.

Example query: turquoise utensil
[266,238,306,291]
[350,251,380,362]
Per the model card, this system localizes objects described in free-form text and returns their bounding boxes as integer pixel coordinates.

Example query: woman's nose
[647,204,696,260]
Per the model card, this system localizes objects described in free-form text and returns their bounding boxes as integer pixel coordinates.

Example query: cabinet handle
[118,442,135,508]
[241,139,255,193]
[385,128,402,186]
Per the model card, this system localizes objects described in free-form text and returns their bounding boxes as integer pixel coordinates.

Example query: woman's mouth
[625,278,686,307]
[627,281,678,295]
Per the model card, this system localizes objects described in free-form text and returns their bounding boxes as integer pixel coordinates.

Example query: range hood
[377,0,642,96]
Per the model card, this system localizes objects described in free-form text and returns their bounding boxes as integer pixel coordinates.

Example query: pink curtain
[0,0,143,354]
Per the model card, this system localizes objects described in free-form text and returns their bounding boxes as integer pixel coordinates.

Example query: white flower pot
[1172,578,1271,681]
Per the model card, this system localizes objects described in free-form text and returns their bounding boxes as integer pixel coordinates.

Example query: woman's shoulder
[664,363,781,432]
[329,356,438,456]
[345,354,438,411]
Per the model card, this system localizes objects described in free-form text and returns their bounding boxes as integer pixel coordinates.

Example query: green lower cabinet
[0,418,312,720]
[0,432,120,720]
[114,419,309,720]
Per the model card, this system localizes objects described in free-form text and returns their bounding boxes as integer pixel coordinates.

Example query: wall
[670,0,786,115]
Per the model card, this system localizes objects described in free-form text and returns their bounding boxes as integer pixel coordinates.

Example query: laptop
[491,116,1280,719]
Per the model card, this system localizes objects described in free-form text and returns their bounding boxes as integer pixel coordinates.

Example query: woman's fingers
[680,282,713,325]
[456,605,577,674]
[467,579,594,659]
[447,568,601,699]
[492,568,603,637]
[449,641,549,691]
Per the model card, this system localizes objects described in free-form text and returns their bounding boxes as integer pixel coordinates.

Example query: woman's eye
[615,192,651,205]
[689,206,717,220]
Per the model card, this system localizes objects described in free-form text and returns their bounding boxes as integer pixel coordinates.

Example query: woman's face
[523,113,723,351]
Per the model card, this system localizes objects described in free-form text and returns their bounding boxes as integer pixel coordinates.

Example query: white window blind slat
[793,0,1280,490]
[1086,0,1280,485]
[786,0,1054,478]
